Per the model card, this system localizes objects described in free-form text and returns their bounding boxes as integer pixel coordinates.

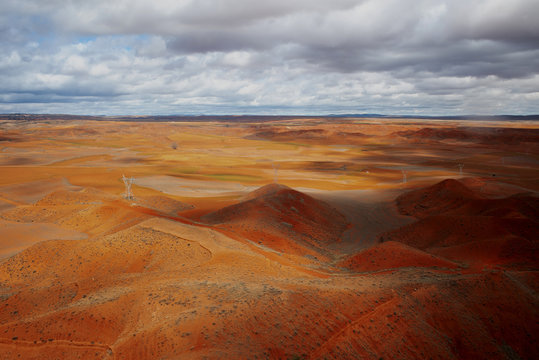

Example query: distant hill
[2,113,538,122]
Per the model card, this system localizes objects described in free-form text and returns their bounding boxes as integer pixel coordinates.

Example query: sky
[1,0,538,116]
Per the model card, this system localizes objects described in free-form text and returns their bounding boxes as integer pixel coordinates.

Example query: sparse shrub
[288,355,305,360]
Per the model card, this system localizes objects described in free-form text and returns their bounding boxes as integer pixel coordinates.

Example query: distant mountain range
[1,113,538,122]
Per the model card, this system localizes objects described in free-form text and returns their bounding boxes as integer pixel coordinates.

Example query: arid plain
[0,116,538,359]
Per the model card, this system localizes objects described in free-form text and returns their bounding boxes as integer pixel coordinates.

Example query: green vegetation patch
[207,173,263,182]
[169,166,199,175]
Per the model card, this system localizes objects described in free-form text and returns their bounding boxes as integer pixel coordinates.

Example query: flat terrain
[0,116,537,359]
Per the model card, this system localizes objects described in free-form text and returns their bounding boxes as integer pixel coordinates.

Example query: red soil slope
[396,178,480,218]
[397,178,539,219]
[338,241,459,272]
[395,127,539,144]
[249,128,368,144]
[309,271,538,360]
[383,179,539,269]
[252,128,328,141]
[202,183,348,258]
[0,191,148,237]
[394,127,474,141]
[135,195,194,215]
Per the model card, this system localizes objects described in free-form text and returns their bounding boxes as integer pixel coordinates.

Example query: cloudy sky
[1,0,538,115]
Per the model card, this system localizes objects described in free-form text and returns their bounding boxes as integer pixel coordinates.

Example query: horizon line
[2,113,539,119]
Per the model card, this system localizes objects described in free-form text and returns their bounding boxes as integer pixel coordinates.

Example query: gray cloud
[0,0,538,115]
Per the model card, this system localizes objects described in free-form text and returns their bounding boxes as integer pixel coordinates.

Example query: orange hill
[382,179,539,269]
[394,127,539,144]
[249,128,368,144]
[397,178,539,219]
[202,183,348,258]
[396,178,479,218]
[338,241,459,272]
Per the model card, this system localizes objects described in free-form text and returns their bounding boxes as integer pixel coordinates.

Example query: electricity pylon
[122,174,135,200]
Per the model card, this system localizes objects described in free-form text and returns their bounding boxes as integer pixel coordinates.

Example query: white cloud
[0,0,538,115]
[0,51,21,69]
[63,55,88,74]
[222,51,252,67]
